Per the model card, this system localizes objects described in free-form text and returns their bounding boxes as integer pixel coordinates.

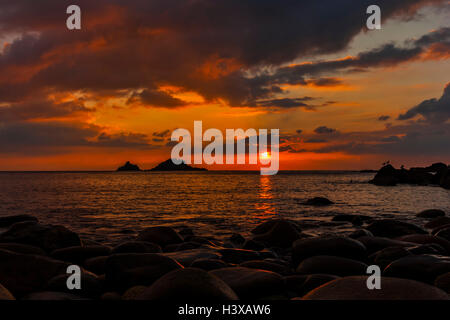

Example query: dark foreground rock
[296,256,368,277]
[252,219,302,248]
[417,209,446,219]
[0,221,81,252]
[138,268,237,300]
[366,219,427,238]
[284,274,339,297]
[136,226,183,247]
[46,271,103,298]
[292,237,367,266]
[210,267,284,299]
[0,214,38,228]
[51,245,111,264]
[0,283,15,300]
[105,253,183,291]
[302,276,449,300]
[0,249,68,297]
[111,241,162,254]
[434,272,450,293]
[303,197,334,206]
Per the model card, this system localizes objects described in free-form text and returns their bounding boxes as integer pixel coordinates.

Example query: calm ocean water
[0,171,449,245]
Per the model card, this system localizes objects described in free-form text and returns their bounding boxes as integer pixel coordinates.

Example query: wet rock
[369,247,412,270]
[349,229,373,239]
[219,248,260,264]
[292,237,367,266]
[84,256,108,275]
[303,276,449,300]
[0,214,38,228]
[242,239,265,251]
[105,253,182,291]
[408,243,446,255]
[229,233,246,245]
[369,164,398,186]
[0,243,46,256]
[435,227,450,242]
[396,234,450,254]
[417,209,446,219]
[240,260,290,275]
[440,166,450,189]
[284,274,339,297]
[357,236,415,255]
[138,268,238,300]
[111,241,162,254]
[210,267,284,299]
[0,283,15,300]
[432,224,450,235]
[164,241,202,252]
[296,256,368,277]
[434,272,450,293]
[136,226,183,247]
[191,259,228,271]
[163,249,221,266]
[122,285,147,300]
[178,227,194,238]
[46,272,102,298]
[0,249,68,297]
[0,221,81,252]
[51,245,111,264]
[366,219,427,238]
[383,255,450,283]
[332,215,371,226]
[425,217,450,229]
[23,291,86,300]
[303,197,334,206]
[252,220,302,248]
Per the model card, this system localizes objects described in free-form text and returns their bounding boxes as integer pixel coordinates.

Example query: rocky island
[369,163,450,189]
[149,159,207,172]
[116,161,142,172]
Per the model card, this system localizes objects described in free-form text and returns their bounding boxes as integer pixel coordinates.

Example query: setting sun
[260,152,271,160]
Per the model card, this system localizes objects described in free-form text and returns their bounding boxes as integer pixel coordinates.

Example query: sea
[0,171,449,245]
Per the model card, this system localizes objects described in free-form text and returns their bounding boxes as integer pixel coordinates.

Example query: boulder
[302,276,449,300]
[46,272,103,298]
[417,209,446,219]
[240,260,290,275]
[396,234,450,254]
[369,164,398,186]
[138,268,238,300]
[435,227,450,242]
[369,247,412,270]
[440,166,450,189]
[218,248,260,264]
[284,274,339,297]
[190,259,228,271]
[366,219,426,238]
[163,249,221,266]
[105,253,183,291]
[51,245,111,264]
[383,255,450,283]
[408,243,446,256]
[252,220,302,248]
[136,226,183,247]
[122,285,147,300]
[0,221,81,252]
[303,197,334,206]
[350,236,414,255]
[83,256,108,275]
[0,283,14,300]
[434,272,450,293]
[0,249,68,297]
[229,233,246,245]
[242,239,265,251]
[0,214,38,228]
[349,229,373,239]
[296,256,368,277]
[112,241,162,254]
[210,267,284,299]
[425,216,450,229]
[292,237,367,266]
[0,243,46,256]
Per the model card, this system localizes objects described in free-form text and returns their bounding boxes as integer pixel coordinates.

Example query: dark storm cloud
[397,82,450,123]
[378,115,391,121]
[130,89,187,108]
[0,0,446,107]
[254,97,316,109]
[153,130,171,138]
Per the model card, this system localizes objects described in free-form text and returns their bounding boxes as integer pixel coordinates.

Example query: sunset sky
[0,0,449,171]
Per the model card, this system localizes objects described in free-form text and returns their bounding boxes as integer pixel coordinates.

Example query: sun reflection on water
[255,175,276,218]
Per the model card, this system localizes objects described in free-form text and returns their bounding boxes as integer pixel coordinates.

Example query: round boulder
[296,255,368,277]
[136,226,183,247]
[417,209,446,219]
[138,268,238,300]
[366,219,426,238]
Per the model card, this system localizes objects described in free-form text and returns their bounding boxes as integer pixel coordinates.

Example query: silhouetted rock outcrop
[149,159,207,171]
[116,161,141,171]
[369,163,449,189]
